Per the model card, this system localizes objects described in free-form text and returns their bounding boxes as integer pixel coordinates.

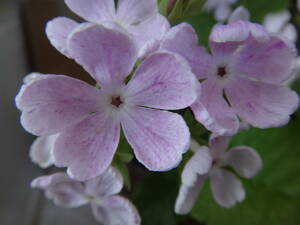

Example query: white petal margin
[181,146,212,186]
[175,175,206,215]
[29,134,58,168]
[224,146,262,178]
[91,196,141,225]
[84,167,123,198]
[46,17,79,58]
[210,168,245,208]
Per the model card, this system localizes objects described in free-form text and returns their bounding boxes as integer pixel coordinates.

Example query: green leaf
[184,109,208,142]
[131,170,181,225]
[237,0,289,22]
[191,110,300,225]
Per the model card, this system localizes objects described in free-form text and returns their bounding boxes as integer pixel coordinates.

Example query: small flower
[160,20,299,135]
[16,24,198,181]
[32,167,141,225]
[175,136,262,214]
[46,0,170,57]
[204,0,238,22]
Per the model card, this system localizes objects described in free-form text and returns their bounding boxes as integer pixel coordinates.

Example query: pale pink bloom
[175,136,262,214]
[160,20,299,135]
[16,24,198,181]
[46,0,170,57]
[32,167,141,225]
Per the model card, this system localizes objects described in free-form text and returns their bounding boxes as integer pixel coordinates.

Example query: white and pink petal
[54,112,120,181]
[122,106,190,171]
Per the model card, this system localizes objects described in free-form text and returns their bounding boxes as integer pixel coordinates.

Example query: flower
[204,0,238,21]
[46,0,170,57]
[175,136,262,214]
[31,167,141,225]
[16,24,198,181]
[160,20,299,135]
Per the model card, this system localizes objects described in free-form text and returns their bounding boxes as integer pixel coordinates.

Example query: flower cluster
[15,0,299,224]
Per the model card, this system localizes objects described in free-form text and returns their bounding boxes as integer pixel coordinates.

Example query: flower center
[217,66,227,77]
[111,96,123,108]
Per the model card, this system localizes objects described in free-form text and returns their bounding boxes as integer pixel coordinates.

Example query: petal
[67,23,138,87]
[263,11,291,34]
[31,173,88,208]
[225,77,299,128]
[191,79,239,136]
[224,146,262,178]
[117,0,157,25]
[228,6,250,24]
[161,23,212,79]
[209,135,230,159]
[65,0,115,23]
[122,107,190,171]
[125,51,198,110]
[16,74,101,136]
[210,20,269,43]
[85,167,123,197]
[130,14,170,57]
[181,146,212,186]
[175,175,206,215]
[233,36,296,84]
[29,135,57,169]
[54,112,120,181]
[46,17,79,58]
[210,168,245,208]
[215,3,231,21]
[91,196,141,225]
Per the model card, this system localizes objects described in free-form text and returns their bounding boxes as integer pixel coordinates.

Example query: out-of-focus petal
[215,3,231,21]
[64,0,115,23]
[191,79,239,136]
[91,196,141,225]
[175,175,206,215]
[54,112,120,181]
[122,106,190,171]
[85,167,123,197]
[181,146,212,186]
[29,135,57,168]
[233,36,296,84]
[46,17,78,58]
[210,168,245,208]
[224,146,262,178]
[209,135,230,159]
[161,23,212,79]
[228,6,250,24]
[263,10,291,34]
[117,0,157,25]
[225,77,299,128]
[210,20,269,43]
[31,173,88,208]
[125,51,198,110]
[16,74,101,136]
[67,24,138,87]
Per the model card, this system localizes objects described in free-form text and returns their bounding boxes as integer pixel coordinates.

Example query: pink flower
[46,0,170,57]
[32,167,141,225]
[16,24,198,181]
[160,20,299,135]
[175,136,262,214]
